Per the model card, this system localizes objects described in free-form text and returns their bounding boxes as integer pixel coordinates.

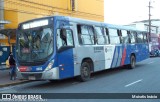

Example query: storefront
[0,28,16,65]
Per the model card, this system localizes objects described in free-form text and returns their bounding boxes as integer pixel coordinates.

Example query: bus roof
[19,15,147,32]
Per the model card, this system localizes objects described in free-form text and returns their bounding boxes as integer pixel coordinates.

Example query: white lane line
[125,79,143,87]
[148,62,154,64]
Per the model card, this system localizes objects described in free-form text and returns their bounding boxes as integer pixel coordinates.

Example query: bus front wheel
[78,62,91,82]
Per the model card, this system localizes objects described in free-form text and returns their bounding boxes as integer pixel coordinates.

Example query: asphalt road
[0,57,160,102]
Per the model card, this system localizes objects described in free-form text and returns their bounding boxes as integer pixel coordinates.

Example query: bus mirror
[60,29,67,40]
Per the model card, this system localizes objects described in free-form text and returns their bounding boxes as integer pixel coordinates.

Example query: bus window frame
[137,32,144,43]
[117,29,122,44]
[94,26,108,45]
[121,29,130,44]
[143,32,148,43]
[129,31,137,44]
[56,28,75,53]
[127,31,131,43]
[77,24,96,45]
[108,28,121,44]
[105,28,110,44]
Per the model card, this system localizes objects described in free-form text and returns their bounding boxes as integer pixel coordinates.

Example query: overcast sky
[104,0,160,25]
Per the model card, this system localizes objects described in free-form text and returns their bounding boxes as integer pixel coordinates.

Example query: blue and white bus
[16,16,149,81]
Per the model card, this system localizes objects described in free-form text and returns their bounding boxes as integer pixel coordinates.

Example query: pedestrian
[9,52,16,80]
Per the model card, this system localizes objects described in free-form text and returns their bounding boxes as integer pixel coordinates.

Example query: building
[127,19,160,54]
[4,0,104,29]
[0,0,104,45]
[126,19,160,34]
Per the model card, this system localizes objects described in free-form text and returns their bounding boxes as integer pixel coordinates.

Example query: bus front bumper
[17,67,59,80]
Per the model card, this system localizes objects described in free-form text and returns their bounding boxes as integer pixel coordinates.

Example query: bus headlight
[45,60,54,71]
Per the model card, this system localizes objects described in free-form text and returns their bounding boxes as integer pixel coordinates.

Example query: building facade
[4,0,104,29]
[127,19,160,53]
[0,0,104,46]
[127,19,160,34]
[0,0,104,65]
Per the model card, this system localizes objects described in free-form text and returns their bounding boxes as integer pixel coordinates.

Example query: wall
[4,0,104,29]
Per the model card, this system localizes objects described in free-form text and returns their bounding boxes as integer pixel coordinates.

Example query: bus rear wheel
[78,62,91,82]
[129,55,136,69]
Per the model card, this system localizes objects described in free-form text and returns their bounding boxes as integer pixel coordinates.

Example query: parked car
[150,49,160,57]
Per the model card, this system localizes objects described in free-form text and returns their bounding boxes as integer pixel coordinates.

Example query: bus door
[56,28,75,79]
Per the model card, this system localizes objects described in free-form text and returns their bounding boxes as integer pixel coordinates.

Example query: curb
[0,68,10,70]
[0,66,10,70]
[0,80,31,88]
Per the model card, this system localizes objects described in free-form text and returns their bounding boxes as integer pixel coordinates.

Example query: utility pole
[0,0,4,29]
[148,1,151,42]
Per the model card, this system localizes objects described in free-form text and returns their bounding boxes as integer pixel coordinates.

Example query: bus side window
[105,28,110,44]
[127,31,131,43]
[143,33,148,43]
[121,30,128,44]
[118,30,122,43]
[95,26,107,44]
[108,28,120,44]
[137,32,143,43]
[57,29,74,49]
[77,25,82,44]
[77,25,94,45]
[88,26,95,44]
[130,31,136,43]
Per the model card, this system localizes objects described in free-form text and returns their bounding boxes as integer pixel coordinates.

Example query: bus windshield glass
[17,25,54,62]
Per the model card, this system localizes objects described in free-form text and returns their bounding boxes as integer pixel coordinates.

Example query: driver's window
[57,29,74,49]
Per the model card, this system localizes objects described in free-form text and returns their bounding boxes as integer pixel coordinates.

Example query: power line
[0,0,104,23]
[11,0,104,17]
[0,8,49,16]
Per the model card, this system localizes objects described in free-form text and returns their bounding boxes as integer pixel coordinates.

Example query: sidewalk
[0,65,29,87]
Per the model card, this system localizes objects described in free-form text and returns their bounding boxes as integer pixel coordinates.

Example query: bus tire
[129,55,136,69]
[78,62,91,82]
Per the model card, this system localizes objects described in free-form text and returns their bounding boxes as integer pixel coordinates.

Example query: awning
[0,29,16,44]
[0,29,16,39]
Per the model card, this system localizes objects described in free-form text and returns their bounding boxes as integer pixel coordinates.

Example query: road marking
[72,82,79,85]
[125,79,143,87]
[148,62,154,64]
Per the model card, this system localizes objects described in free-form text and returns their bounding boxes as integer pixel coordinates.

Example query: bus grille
[21,73,42,80]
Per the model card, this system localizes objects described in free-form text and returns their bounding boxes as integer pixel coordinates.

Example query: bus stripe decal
[121,47,126,65]
[116,47,122,67]
[111,47,118,68]
[115,46,120,67]
[110,47,116,68]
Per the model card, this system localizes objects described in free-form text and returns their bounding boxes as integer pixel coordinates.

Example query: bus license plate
[29,76,36,80]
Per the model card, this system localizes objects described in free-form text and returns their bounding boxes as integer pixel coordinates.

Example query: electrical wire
[0,0,104,22]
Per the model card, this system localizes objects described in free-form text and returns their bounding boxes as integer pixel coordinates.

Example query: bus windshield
[17,26,54,63]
